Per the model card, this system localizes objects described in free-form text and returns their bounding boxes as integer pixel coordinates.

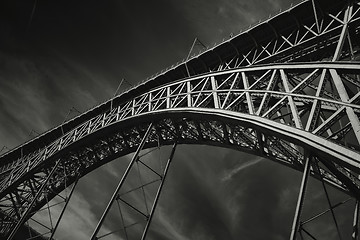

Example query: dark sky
[0,0,355,239]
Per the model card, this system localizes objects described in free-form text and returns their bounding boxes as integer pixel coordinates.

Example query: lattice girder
[1,107,360,237]
[1,63,360,236]
[1,0,360,238]
[159,0,360,79]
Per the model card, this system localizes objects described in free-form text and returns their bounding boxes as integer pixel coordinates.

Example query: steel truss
[148,0,360,81]
[0,0,360,239]
[90,123,178,240]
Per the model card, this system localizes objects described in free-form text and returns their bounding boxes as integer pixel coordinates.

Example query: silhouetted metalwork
[0,0,360,239]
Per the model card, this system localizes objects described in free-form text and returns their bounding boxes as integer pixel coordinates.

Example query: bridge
[1,0,360,239]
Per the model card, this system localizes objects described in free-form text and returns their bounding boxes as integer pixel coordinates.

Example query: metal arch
[0,0,359,237]
[0,0,357,166]
[0,64,359,180]
[2,75,360,238]
[1,107,360,237]
[0,63,360,220]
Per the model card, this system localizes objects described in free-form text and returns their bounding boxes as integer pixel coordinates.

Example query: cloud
[221,157,263,182]
[1,1,355,239]
[0,43,116,150]
[147,207,190,240]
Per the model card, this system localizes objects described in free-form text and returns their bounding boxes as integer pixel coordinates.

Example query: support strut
[353,199,360,239]
[290,155,311,240]
[90,123,153,239]
[141,142,177,240]
[7,159,62,240]
[49,175,79,239]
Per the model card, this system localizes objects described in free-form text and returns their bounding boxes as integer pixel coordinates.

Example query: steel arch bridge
[1,0,360,239]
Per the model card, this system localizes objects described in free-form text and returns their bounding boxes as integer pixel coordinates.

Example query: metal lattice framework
[1,0,360,239]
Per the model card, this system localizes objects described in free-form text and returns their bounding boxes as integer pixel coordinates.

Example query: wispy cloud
[150,207,190,240]
[221,157,263,182]
[0,1,350,239]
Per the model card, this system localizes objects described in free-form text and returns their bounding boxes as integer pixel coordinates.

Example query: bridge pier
[290,155,311,240]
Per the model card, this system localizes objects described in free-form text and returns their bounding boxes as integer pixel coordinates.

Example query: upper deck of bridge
[0,0,353,166]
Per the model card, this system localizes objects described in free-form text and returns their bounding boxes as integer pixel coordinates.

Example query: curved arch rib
[0,62,360,238]
[1,107,360,237]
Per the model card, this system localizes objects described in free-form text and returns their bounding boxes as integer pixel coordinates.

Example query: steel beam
[305,69,327,131]
[332,3,352,61]
[329,69,360,144]
[211,76,220,109]
[141,142,177,240]
[353,200,359,240]
[280,69,302,129]
[90,123,153,240]
[49,176,79,239]
[290,155,311,240]
[241,72,255,114]
[315,161,342,240]
[7,159,62,240]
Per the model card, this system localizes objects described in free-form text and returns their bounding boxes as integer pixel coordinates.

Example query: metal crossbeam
[0,0,360,238]
[91,128,177,240]
[91,123,153,239]
[290,155,312,240]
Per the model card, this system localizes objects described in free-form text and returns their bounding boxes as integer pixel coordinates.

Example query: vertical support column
[290,155,311,240]
[49,176,79,239]
[187,81,192,107]
[210,76,220,109]
[353,174,360,240]
[148,92,152,112]
[116,106,121,121]
[141,142,177,240]
[166,87,171,109]
[353,201,359,240]
[90,123,153,240]
[131,99,136,116]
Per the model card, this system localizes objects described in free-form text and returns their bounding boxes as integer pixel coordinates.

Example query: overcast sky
[0,0,356,239]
